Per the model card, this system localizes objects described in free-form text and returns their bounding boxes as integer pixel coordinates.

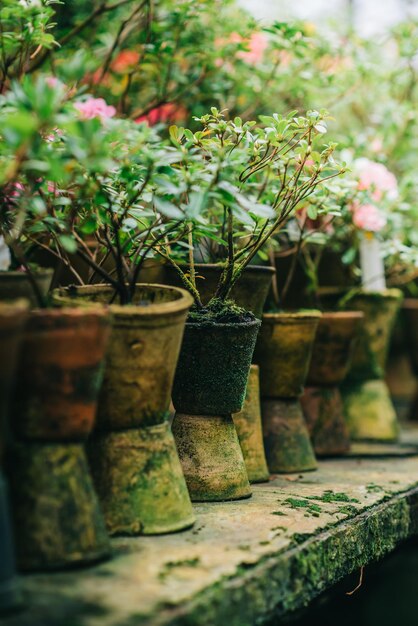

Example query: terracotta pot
[254,311,321,473]
[301,311,364,457]
[164,263,275,319]
[341,290,403,442]
[232,365,269,483]
[402,299,418,420]
[14,308,111,440]
[53,283,196,535]
[172,318,260,415]
[8,307,111,571]
[0,301,28,613]
[0,269,53,308]
[254,311,321,398]
[54,284,193,429]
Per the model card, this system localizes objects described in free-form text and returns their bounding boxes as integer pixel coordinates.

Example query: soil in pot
[172,299,260,501]
[8,308,111,570]
[340,290,403,442]
[53,283,196,535]
[253,311,321,473]
[0,301,28,613]
[301,311,364,457]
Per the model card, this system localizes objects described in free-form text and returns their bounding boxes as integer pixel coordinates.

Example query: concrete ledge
[3,443,418,626]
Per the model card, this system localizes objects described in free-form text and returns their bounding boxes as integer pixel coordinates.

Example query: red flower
[135,103,186,125]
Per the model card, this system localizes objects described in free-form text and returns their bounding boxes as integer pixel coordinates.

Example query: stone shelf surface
[3,434,418,626]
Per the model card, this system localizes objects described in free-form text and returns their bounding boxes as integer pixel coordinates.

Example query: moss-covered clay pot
[172,318,260,501]
[301,312,364,457]
[0,268,53,308]
[53,284,195,535]
[164,263,276,319]
[341,290,403,442]
[9,308,111,571]
[254,312,321,473]
[403,299,418,420]
[232,365,269,483]
[0,301,28,613]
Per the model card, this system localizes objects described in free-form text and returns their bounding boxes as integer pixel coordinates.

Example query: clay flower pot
[341,289,403,442]
[172,316,260,501]
[9,308,111,571]
[403,299,418,420]
[0,301,28,613]
[301,312,364,456]
[0,268,53,308]
[54,283,195,536]
[232,364,269,483]
[253,311,321,473]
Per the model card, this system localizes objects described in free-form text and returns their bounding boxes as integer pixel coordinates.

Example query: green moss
[307,490,360,504]
[188,298,256,326]
[272,511,287,516]
[283,497,322,516]
[338,505,359,515]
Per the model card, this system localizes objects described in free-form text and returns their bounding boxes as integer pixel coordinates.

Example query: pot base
[0,474,22,614]
[233,366,269,483]
[172,413,252,501]
[89,422,195,535]
[342,379,400,442]
[301,386,350,457]
[261,398,318,473]
[9,443,110,571]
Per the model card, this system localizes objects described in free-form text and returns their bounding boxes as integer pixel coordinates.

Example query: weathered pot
[232,365,269,483]
[0,268,53,308]
[9,308,111,570]
[341,290,403,442]
[301,311,364,456]
[172,317,260,501]
[164,263,275,319]
[172,414,251,501]
[54,284,193,429]
[254,311,321,473]
[53,284,196,535]
[172,318,260,415]
[0,301,28,613]
[9,443,110,571]
[13,308,111,440]
[403,299,418,420]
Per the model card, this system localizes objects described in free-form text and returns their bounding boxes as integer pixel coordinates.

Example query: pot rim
[185,317,261,330]
[262,310,322,323]
[0,268,54,280]
[29,306,110,320]
[166,262,276,276]
[0,298,29,316]
[319,310,364,320]
[53,283,193,318]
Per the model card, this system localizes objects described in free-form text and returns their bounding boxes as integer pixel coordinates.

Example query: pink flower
[135,103,186,125]
[111,50,140,73]
[352,203,387,232]
[74,97,116,121]
[216,32,267,66]
[355,158,398,201]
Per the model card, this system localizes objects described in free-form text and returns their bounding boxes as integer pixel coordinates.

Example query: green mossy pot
[0,301,28,614]
[9,443,110,571]
[233,365,269,483]
[341,290,403,442]
[301,311,364,457]
[403,299,418,420]
[0,268,53,308]
[164,263,276,319]
[172,318,260,415]
[254,311,321,473]
[53,283,195,535]
[172,413,251,501]
[88,422,195,535]
[9,308,112,571]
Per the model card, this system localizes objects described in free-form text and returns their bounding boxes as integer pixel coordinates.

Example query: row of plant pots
[0,263,408,616]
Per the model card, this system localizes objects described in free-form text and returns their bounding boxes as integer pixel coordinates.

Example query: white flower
[0,237,11,271]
